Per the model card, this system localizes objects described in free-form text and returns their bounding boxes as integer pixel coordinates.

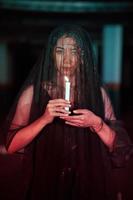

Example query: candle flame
[64,76,69,82]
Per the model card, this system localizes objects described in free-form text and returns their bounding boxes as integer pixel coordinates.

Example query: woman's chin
[61,70,75,77]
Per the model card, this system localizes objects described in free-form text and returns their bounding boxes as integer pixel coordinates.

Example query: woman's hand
[60,109,102,131]
[42,99,71,124]
[60,109,116,150]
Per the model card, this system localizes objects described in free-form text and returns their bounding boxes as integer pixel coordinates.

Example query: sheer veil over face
[54,36,79,76]
[5,24,105,148]
[51,36,81,105]
[41,25,104,116]
[5,25,105,147]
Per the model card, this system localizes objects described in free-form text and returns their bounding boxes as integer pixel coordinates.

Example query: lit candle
[64,76,70,111]
[64,76,70,100]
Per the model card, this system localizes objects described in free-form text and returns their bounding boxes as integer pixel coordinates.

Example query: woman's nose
[63,52,71,65]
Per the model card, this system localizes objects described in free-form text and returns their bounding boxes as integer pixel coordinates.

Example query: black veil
[6,24,105,148]
[5,25,117,200]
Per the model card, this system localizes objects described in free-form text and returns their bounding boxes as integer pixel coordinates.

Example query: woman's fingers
[49,99,70,106]
[53,107,70,114]
[73,109,92,115]
[46,99,71,118]
[48,99,70,111]
[65,121,80,127]
[53,112,70,117]
[60,115,83,120]
[60,109,97,128]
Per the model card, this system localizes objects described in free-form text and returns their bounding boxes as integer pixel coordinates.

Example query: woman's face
[54,36,80,76]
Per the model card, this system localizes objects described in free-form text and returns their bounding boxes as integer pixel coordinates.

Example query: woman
[6,25,132,200]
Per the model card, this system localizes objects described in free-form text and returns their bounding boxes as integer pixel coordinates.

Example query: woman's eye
[71,49,78,55]
[56,49,63,54]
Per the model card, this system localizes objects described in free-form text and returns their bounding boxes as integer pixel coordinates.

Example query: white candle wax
[64,76,70,101]
[64,76,70,111]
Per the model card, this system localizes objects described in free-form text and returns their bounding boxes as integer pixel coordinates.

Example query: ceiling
[0,0,133,13]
